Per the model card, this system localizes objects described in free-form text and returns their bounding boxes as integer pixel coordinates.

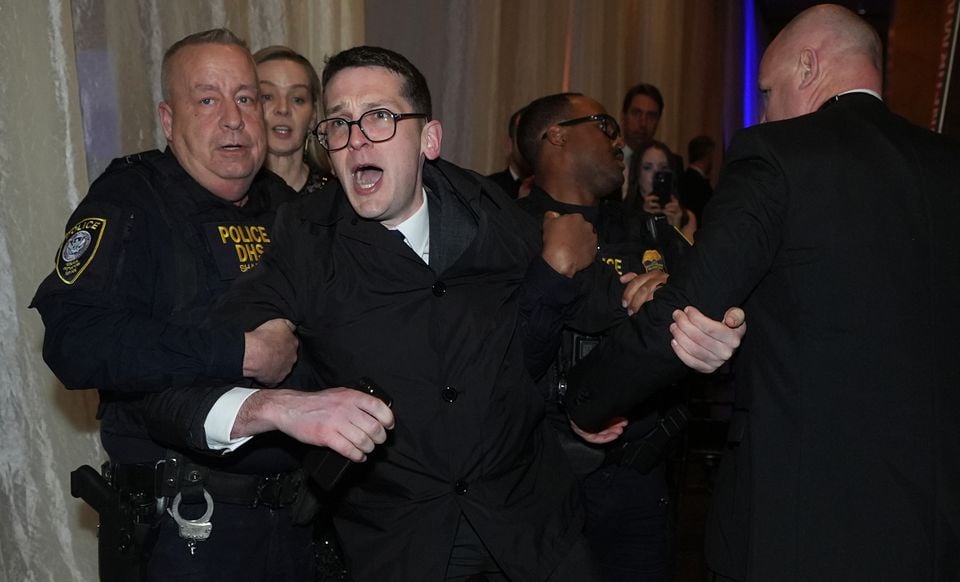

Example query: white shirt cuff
[204,387,259,452]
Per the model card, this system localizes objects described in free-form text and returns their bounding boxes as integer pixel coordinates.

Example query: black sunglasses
[542,113,621,141]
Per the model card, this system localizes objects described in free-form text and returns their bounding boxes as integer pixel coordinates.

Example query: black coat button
[432,281,446,297]
[454,480,468,495]
[441,386,458,402]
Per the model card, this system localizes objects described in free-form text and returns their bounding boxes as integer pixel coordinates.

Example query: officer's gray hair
[160,28,250,102]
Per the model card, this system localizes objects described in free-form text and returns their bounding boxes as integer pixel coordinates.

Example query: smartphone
[304,377,392,491]
[653,170,673,206]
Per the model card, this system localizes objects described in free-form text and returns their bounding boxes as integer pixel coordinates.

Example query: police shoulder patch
[56,217,107,284]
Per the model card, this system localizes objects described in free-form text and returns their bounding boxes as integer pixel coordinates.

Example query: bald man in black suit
[566,5,960,581]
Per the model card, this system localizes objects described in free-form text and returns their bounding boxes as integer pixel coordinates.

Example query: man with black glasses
[517,93,730,582]
[144,46,744,581]
[144,44,598,582]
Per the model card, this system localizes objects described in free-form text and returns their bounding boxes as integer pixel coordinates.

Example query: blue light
[743,0,759,127]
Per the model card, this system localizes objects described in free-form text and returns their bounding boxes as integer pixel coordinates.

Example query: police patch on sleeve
[56,218,107,284]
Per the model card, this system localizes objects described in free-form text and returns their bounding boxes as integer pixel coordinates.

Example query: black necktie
[388,229,405,244]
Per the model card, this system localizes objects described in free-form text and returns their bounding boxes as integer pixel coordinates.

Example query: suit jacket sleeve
[140,384,237,453]
[565,129,787,431]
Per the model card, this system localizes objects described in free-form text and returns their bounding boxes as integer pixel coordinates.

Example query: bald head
[759,4,882,122]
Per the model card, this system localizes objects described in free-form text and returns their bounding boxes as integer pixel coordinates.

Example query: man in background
[620,83,665,199]
[681,135,716,223]
[488,105,532,198]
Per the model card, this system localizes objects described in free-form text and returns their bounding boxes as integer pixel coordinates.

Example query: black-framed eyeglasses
[314,108,428,152]
[542,113,621,141]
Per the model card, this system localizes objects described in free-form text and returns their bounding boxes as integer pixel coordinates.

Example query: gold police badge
[56,217,107,284]
[641,249,665,273]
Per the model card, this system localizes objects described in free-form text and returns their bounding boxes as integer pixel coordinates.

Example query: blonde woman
[254,46,332,194]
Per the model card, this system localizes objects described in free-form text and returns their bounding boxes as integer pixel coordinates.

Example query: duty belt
[107,459,303,509]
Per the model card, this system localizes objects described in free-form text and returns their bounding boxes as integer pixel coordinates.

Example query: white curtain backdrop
[0,1,740,580]
[1,2,363,580]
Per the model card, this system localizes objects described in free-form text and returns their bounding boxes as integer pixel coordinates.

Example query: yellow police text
[218,224,271,245]
[602,257,624,275]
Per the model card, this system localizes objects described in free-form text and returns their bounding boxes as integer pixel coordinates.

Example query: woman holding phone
[632,141,697,242]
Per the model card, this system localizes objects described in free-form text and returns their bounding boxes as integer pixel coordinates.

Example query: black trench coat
[204,158,598,581]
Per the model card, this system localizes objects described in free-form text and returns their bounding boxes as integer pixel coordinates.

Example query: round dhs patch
[56,217,107,284]
[62,230,92,262]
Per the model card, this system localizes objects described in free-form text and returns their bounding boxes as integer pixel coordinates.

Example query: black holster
[71,464,151,582]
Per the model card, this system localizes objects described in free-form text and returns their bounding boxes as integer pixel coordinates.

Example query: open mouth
[221,143,245,152]
[352,164,384,191]
[272,125,292,136]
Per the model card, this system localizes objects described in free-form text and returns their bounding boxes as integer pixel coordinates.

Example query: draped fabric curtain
[2,3,362,581]
[1,2,97,580]
[75,0,365,179]
[365,0,742,173]
[1,2,742,580]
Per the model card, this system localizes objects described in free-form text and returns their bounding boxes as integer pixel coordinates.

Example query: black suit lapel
[424,161,480,274]
[427,185,477,273]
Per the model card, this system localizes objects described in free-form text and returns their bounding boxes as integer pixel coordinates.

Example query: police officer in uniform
[31,29,393,582]
[516,92,711,582]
